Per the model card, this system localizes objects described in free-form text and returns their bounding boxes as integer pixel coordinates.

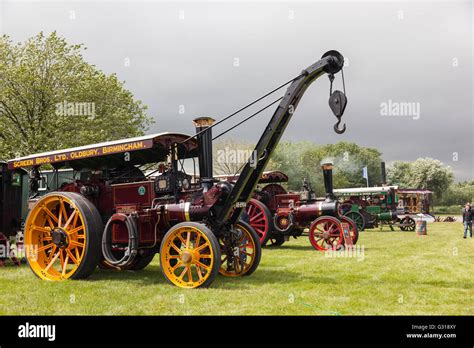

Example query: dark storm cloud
[1,0,472,180]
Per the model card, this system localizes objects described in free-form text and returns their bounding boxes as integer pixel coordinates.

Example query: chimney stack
[193,117,216,190]
[321,162,334,199]
[381,161,387,185]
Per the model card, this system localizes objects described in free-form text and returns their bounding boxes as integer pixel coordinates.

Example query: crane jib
[211,50,347,229]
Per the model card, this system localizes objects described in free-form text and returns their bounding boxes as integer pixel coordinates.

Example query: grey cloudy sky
[1,0,472,180]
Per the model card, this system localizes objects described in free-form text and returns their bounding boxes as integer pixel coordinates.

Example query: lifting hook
[333,117,346,134]
[328,73,347,134]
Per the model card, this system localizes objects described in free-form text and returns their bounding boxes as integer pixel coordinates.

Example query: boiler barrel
[295,200,339,224]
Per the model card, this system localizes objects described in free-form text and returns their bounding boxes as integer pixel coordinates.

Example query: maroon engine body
[57,174,228,250]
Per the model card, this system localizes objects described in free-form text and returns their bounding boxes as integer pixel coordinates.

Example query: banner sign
[7,139,154,170]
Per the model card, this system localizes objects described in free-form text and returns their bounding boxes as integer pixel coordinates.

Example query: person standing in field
[462,203,472,238]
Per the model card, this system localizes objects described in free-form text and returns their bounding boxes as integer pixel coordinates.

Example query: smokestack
[193,117,216,190]
[381,162,387,185]
[321,162,334,199]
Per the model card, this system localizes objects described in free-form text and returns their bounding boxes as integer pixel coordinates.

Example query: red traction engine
[10,131,262,288]
[253,164,359,250]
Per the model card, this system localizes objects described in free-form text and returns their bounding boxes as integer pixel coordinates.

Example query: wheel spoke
[194,260,211,271]
[31,225,51,234]
[69,240,84,248]
[45,251,60,271]
[177,233,187,245]
[250,211,263,222]
[72,212,79,228]
[46,216,55,229]
[179,266,188,279]
[46,245,57,262]
[171,261,184,272]
[315,226,325,233]
[59,250,65,270]
[62,253,70,276]
[187,267,193,282]
[67,226,83,235]
[170,242,182,254]
[247,205,254,216]
[194,233,201,248]
[59,200,68,226]
[37,243,54,253]
[186,231,191,248]
[58,207,63,228]
[195,242,210,252]
[66,249,79,265]
[196,266,203,280]
[63,210,76,230]
[42,206,59,224]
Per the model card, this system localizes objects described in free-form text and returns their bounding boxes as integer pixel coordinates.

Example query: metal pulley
[328,70,347,134]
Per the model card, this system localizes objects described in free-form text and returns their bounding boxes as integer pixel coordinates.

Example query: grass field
[0,222,472,315]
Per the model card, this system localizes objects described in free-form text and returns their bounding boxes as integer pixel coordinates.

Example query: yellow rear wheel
[24,192,103,280]
[219,221,261,277]
[160,222,220,288]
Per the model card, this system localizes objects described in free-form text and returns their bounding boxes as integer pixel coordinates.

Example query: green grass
[0,222,472,315]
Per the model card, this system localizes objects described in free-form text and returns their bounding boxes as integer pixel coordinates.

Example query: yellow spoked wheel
[160,222,220,288]
[24,192,103,281]
[219,221,262,277]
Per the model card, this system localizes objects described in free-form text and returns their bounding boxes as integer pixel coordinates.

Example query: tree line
[213,139,471,206]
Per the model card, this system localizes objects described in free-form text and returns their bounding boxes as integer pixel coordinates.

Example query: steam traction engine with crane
[10,50,349,288]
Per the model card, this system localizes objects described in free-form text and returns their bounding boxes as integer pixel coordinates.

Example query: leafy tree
[269,141,383,193]
[0,32,152,159]
[268,141,316,190]
[437,181,474,206]
[409,158,454,197]
[386,162,413,187]
[387,158,454,197]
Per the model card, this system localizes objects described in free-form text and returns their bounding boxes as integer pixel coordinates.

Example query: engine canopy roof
[7,132,198,171]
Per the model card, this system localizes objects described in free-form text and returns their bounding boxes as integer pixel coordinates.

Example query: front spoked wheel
[160,222,220,288]
[309,216,344,251]
[219,221,261,277]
